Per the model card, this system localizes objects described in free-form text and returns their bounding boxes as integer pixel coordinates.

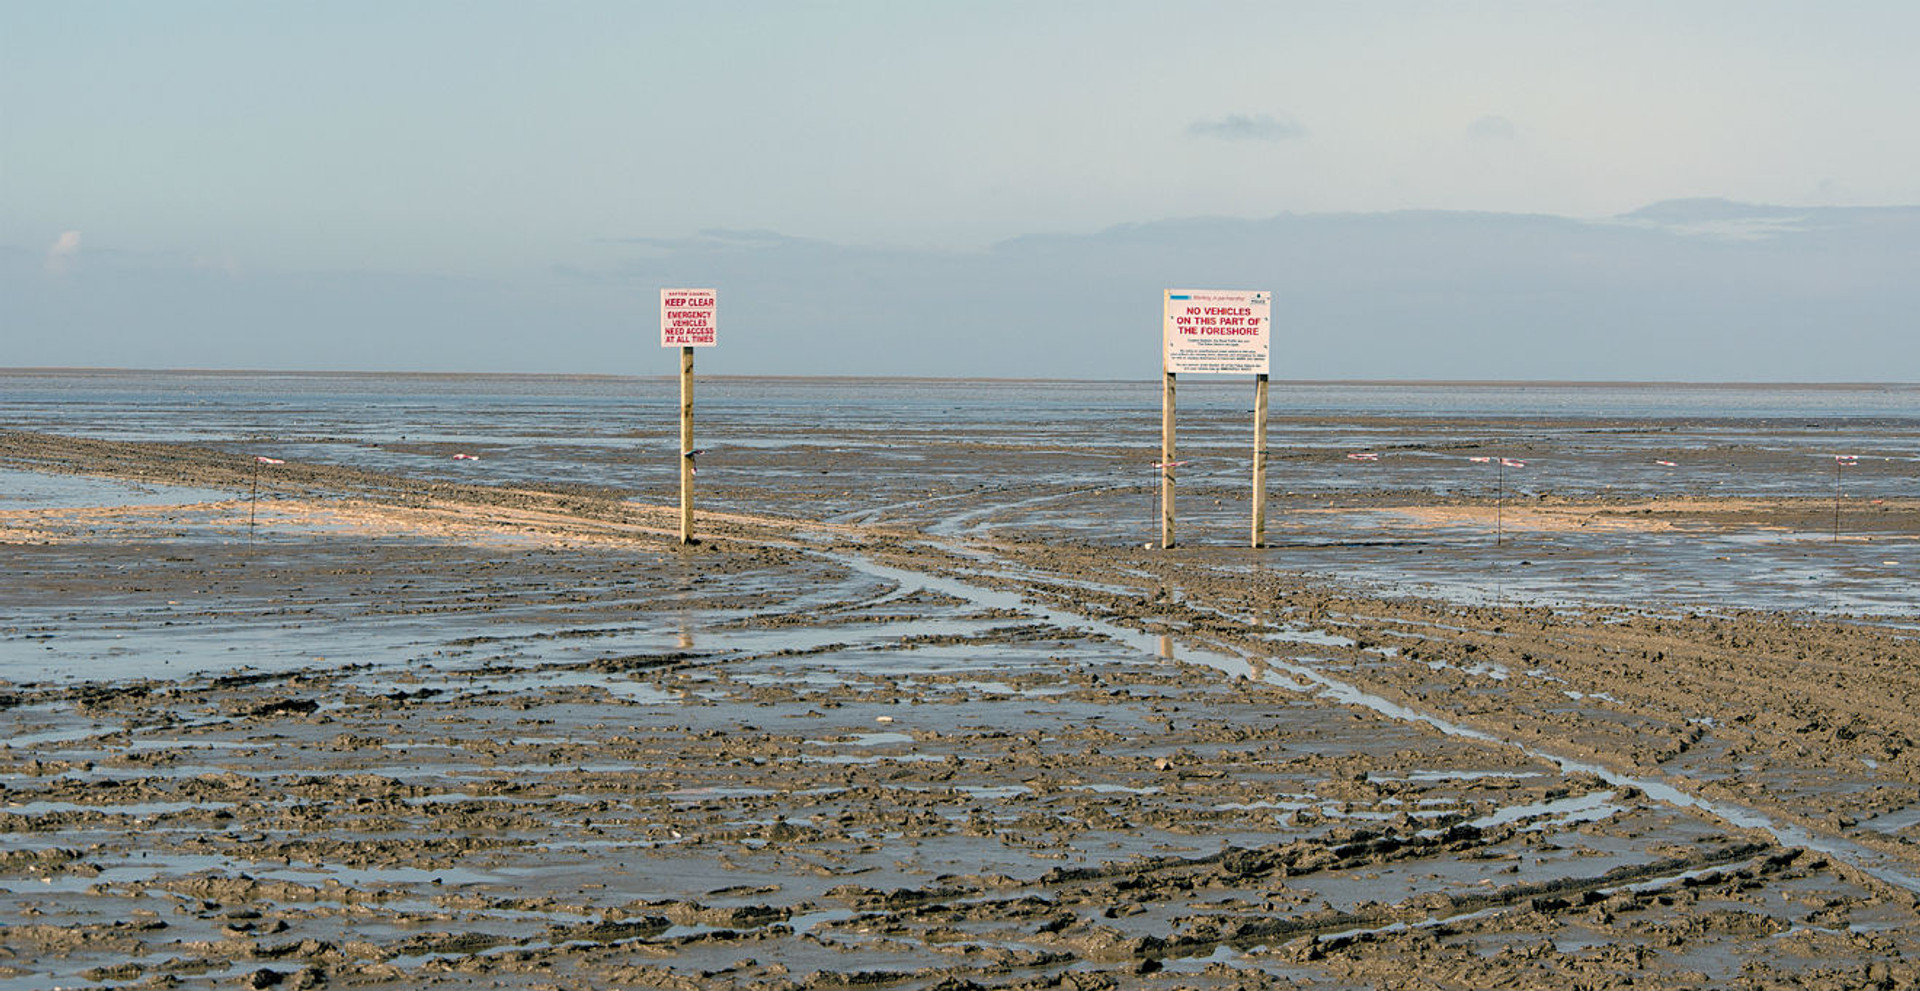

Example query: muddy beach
[3,415,1920,990]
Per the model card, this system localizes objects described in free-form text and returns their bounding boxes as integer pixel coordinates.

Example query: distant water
[2,370,1914,500]
[4,369,1917,425]
[1,371,1914,460]
[0,364,1904,485]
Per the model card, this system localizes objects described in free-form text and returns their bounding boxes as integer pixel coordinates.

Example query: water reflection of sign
[660,289,718,348]
[1163,289,1270,374]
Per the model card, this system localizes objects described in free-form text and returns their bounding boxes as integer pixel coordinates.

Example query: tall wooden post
[679,345,695,545]
[1160,370,1177,549]
[661,287,715,546]
[1251,373,1269,548]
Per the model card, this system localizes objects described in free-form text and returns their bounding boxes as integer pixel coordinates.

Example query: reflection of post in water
[672,556,697,650]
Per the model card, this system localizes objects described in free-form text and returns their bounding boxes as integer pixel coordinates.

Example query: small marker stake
[1834,454,1858,542]
[1473,456,1525,546]
[249,456,283,542]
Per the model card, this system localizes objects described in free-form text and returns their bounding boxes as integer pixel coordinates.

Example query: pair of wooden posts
[673,362,1271,550]
[1159,370,1270,550]
[1159,289,1274,550]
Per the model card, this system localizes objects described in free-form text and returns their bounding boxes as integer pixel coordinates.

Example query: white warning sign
[660,289,718,348]
[1163,289,1270,374]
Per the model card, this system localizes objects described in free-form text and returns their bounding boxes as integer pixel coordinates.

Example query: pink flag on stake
[1655,460,1678,467]
[1835,455,1860,466]
[1151,460,1189,469]
[1468,456,1493,463]
[1500,458,1527,468]
[452,453,480,461]
[1346,452,1379,461]
[254,456,285,465]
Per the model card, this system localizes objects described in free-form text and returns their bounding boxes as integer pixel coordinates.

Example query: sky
[6,1,1920,379]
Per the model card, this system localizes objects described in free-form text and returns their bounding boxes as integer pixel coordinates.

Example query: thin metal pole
[679,345,695,545]
[1251,373,1269,548]
[1496,458,1504,547]
[1146,476,1156,546]
[1160,370,1176,549]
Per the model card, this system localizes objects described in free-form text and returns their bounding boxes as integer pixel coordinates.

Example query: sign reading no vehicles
[660,289,718,348]
[1163,289,1270,374]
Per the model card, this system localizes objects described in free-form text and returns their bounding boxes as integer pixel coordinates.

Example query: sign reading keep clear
[1163,289,1270,374]
[660,289,718,348]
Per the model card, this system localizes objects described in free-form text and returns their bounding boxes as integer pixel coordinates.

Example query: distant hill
[643,200,1920,380]
[7,202,1917,380]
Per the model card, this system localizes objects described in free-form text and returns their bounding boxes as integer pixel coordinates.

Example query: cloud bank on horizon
[5,2,1919,381]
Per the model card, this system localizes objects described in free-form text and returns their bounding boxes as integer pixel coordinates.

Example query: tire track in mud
[1039,842,1788,961]
[828,536,1920,901]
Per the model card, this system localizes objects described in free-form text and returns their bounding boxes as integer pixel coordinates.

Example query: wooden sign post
[1162,289,1272,549]
[678,345,695,543]
[661,288,717,545]
[1252,372,1269,546]
[1161,369,1177,548]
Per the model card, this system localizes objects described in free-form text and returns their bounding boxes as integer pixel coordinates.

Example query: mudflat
[2,428,1918,990]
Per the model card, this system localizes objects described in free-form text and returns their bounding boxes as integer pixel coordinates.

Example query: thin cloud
[598,229,818,253]
[1187,113,1305,142]
[193,252,241,277]
[1466,115,1518,140]
[45,230,81,275]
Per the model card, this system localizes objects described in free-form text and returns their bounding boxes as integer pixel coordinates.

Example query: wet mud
[3,428,1920,989]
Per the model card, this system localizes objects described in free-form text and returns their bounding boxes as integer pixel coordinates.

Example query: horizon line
[3,367,1914,389]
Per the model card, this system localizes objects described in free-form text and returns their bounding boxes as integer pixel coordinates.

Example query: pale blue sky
[6,2,1920,378]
